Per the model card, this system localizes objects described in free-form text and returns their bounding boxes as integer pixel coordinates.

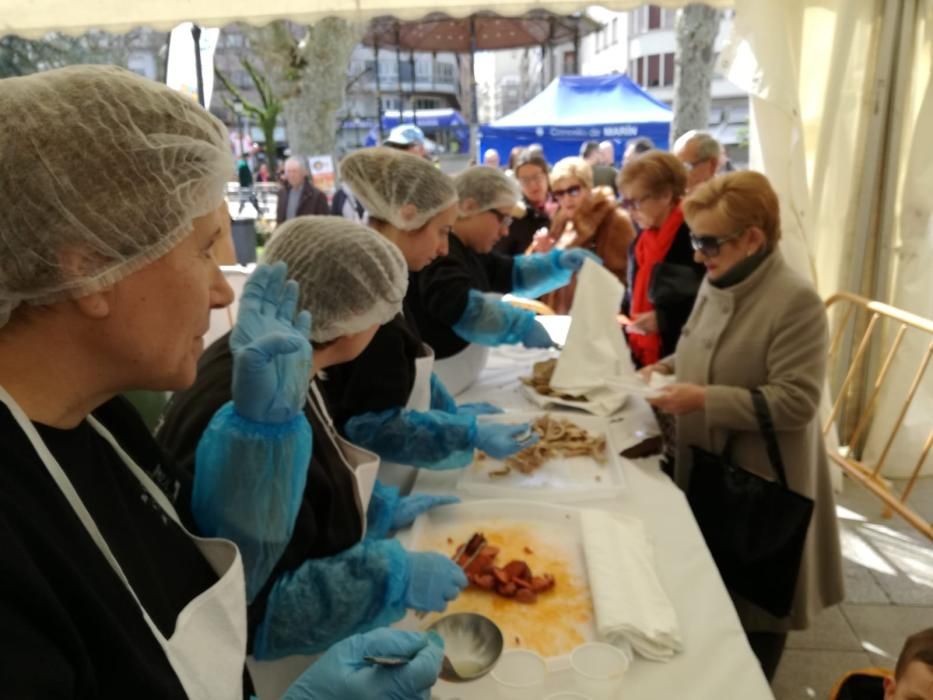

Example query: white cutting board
[456,412,625,502]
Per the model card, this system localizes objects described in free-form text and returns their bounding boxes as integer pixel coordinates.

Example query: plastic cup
[490,649,548,700]
[569,642,631,700]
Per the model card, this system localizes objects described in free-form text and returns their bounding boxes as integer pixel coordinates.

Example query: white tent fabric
[862,0,933,477]
[0,0,730,39]
[723,0,931,478]
[2,0,928,476]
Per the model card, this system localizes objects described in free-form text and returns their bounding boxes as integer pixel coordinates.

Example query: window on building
[611,18,619,44]
[563,51,577,75]
[435,62,455,84]
[636,56,645,85]
[726,104,750,124]
[647,54,660,87]
[413,97,439,110]
[415,59,431,79]
[663,52,675,87]
[648,6,661,30]
[662,8,677,29]
[399,62,413,82]
[629,8,641,35]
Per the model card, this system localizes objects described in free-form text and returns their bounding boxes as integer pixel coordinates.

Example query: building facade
[478,5,750,165]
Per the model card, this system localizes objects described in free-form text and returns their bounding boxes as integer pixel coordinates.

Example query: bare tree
[671,4,720,144]
[250,18,361,160]
[216,58,283,174]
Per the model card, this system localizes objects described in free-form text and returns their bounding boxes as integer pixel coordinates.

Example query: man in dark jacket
[276,156,330,225]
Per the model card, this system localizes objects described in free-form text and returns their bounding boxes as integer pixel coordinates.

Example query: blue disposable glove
[391,494,460,531]
[457,402,504,416]
[230,262,313,424]
[558,248,603,271]
[475,422,539,459]
[281,629,443,700]
[521,319,556,349]
[404,551,468,612]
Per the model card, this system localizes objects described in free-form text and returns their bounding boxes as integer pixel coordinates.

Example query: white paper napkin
[550,259,638,397]
[581,509,683,661]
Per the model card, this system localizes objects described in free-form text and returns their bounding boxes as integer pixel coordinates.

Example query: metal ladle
[364,613,503,684]
[428,612,504,683]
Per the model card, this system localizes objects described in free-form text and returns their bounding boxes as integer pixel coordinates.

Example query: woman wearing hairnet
[323,148,537,494]
[408,166,602,394]
[0,66,441,700]
[157,217,467,699]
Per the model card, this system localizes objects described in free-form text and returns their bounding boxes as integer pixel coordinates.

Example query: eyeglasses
[681,158,712,172]
[552,185,583,199]
[489,209,514,228]
[518,172,547,187]
[689,229,747,257]
[620,194,654,211]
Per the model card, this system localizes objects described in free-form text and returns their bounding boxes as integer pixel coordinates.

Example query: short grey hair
[284,156,307,172]
[673,130,722,162]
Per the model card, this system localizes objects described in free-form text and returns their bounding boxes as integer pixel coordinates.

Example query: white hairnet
[455,166,521,216]
[263,216,408,343]
[0,65,232,328]
[339,147,457,231]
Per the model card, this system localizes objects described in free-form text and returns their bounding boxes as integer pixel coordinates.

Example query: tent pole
[409,50,418,126]
[469,15,479,163]
[374,40,384,143]
[395,23,404,121]
[573,22,580,74]
[191,24,205,108]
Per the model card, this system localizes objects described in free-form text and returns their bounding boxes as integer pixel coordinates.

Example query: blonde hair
[683,171,782,246]
[550,157,593,190]
[618,151,687,200]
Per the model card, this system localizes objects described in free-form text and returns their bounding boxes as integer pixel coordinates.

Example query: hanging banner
[166,22,221,107]
[308,155,336,194]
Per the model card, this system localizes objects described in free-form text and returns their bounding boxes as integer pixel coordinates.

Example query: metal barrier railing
[824,292,932,539]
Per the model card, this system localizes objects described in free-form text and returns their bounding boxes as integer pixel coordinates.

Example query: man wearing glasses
[673,131,723,193]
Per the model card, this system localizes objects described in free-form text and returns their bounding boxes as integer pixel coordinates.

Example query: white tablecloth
[406,344,775,700]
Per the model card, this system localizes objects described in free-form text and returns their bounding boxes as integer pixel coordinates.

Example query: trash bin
[231,218,258,265]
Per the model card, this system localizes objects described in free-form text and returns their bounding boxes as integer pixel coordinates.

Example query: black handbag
[687,389,815,618]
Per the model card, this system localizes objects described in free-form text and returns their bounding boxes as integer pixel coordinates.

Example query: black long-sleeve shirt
[407,234,515,359]
[0,396,252,699]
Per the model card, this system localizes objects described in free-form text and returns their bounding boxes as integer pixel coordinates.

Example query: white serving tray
[395,500,632,700]
[456,412,625,502]
[397,500,596,657]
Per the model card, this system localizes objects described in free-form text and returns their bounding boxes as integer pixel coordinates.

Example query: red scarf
[627,204,684,366]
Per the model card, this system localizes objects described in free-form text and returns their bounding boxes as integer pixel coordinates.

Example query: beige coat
[664,251,844,633]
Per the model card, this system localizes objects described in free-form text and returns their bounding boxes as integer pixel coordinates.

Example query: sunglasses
[689,229,746,257]
[620,194,654,211]
[489,209,514,227]
[552,185,583,199]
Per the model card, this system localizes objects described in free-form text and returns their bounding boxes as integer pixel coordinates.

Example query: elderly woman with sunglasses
[644,171,844,682]
[528,156,634,313]
[618,151,706,369]
[409,166,601,394]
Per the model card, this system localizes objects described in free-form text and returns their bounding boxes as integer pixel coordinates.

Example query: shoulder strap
[750,389,790,487]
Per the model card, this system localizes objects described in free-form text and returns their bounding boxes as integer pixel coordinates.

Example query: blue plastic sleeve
[192,401,312,602]
[344,407,478,470]
[365,480,401,540]
[512,250,572,298]
[451,289,537,347]
[253,538,411,659]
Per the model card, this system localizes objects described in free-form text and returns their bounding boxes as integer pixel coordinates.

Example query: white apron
[246,382,381,700]
[0,386,247,700]
[376,343,434,496]
[433,341,490,396]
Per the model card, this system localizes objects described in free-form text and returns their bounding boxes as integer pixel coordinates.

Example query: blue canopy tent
[479,74,672,164]
[360,109,470,152]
